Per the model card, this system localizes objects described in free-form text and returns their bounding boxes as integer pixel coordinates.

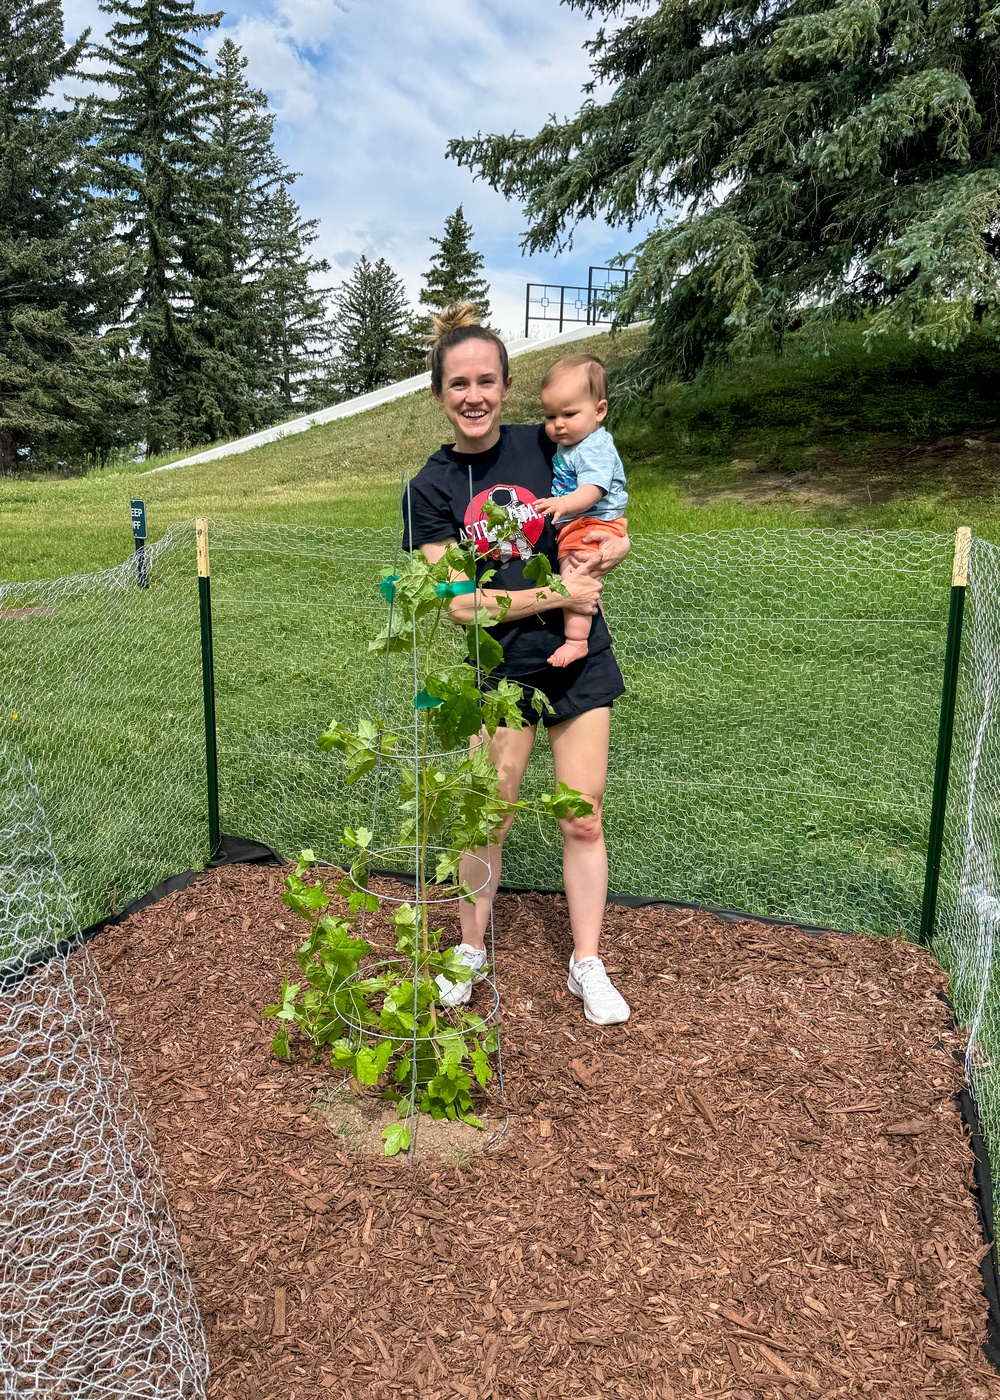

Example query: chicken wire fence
[937,535,1000,1199]
[205,521,953,939]
[1,521,959,945]
[0,741,209,1398]
[0,527,204,947]
[5,519,1000,1387]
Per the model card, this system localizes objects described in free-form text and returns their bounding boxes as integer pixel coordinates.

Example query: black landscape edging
[956,1087,1000,1370]
[364,864,849,938]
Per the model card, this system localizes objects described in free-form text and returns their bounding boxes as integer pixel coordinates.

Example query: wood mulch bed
[90,862,997,1399]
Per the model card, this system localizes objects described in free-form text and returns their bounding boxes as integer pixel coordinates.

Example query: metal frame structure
[523,266,633,337]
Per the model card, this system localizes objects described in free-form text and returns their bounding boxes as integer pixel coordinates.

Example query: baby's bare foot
[547,638,589,668]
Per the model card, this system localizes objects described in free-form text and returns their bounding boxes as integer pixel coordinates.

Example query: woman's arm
[419,541,603,624]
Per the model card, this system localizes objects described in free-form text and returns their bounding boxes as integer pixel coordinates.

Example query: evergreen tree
[450,0,1000,389]
[93,0,221,453]
[418,205,491,321]
[328,255,412,398]
[179,36,285,440]
[258,185,335,411]
[0,0,133,473]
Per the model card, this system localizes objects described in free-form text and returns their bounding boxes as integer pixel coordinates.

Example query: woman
[401,304,631,1026]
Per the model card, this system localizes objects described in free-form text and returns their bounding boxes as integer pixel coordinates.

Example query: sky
[61,0,650,340]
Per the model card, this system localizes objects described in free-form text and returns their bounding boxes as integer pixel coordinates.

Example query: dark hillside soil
[92,864,996,1399]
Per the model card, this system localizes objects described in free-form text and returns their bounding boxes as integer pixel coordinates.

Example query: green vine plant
[265,507,593,1157]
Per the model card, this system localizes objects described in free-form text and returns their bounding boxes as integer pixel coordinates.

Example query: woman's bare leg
[457,722,536,949]
[547,707,610,961]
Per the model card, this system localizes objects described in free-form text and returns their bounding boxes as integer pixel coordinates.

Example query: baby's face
[541,370,608,449]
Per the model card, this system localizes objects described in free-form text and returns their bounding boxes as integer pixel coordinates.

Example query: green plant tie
[378,574,400,603]
[413,688,444,710]
[434,579,476,599]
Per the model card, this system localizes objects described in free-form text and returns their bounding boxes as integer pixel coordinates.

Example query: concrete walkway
[146,322,616,474]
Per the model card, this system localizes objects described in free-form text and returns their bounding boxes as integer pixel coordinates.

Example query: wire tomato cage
[336,472,510,1163]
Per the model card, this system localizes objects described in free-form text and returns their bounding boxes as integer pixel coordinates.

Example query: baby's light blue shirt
[551,426,629,520]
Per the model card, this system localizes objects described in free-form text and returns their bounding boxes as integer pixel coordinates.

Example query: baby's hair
[429,302,509,394]
[540,353,607,404]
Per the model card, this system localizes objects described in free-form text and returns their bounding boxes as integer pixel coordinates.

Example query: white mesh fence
[0,527,205,942]
[937,536,1000,1173]
[209,523,952,938]
[0,744,209,1397]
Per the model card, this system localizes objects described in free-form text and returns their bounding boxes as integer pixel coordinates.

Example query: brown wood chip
[85,864,994,1400]
[271,1287,286,1337]
[689,1088,719,1132]
[569,1057,596,1087]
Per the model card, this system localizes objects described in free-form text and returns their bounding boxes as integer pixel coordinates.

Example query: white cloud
[62,0,653,333]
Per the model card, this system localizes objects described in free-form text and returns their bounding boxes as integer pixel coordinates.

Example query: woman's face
[433,339,512,452]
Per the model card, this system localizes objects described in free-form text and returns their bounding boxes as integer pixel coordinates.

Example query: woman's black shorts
[482,647,625,729]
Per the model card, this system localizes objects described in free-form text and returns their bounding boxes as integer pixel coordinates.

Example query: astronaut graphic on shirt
[464,484,544,564]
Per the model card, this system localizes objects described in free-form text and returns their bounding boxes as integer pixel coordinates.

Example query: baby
[535,353,629,667]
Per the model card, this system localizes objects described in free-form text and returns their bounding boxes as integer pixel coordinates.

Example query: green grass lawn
[618,321,1000,541]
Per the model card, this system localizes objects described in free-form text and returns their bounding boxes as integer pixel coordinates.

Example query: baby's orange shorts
[555,514,628,559]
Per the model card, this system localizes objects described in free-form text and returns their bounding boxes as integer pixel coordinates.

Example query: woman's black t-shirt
[401,424,613,676]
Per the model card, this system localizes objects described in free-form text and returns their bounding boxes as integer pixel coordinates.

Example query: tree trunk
[0,429,19,475]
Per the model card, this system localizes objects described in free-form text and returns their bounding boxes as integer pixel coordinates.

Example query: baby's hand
[535,497,566,522]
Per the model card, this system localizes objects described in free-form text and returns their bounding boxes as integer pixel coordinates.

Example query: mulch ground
[90,862,998,1400]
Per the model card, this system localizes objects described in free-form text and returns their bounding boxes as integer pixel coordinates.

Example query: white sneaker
[436,944,488,1008]
[567,955,631,1025]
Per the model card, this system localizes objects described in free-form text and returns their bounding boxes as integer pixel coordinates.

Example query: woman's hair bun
[427,300,508,394]
[430,301,482,342]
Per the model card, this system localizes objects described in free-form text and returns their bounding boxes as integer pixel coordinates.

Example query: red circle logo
[463,484,545,560]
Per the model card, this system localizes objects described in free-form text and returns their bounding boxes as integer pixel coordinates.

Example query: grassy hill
[4,321,1000,580]
[618,322,1000,539]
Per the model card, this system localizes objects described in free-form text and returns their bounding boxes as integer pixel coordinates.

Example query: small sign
[131,499,147,541]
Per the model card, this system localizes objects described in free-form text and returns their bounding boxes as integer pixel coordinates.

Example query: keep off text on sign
[131,499,147,541]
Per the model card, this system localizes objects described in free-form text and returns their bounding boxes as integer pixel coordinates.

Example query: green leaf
[481,677,528,734]
[283,874,328,920]
[523,553,555,585]
[353,1047,382,1085]
[470,1046,492,1087]
[382,1122,411,1157]
[271,1026,291,1059]
[347,888,380,915]
[343,826,373,850]
[537,783,595,820]
[465,625,505,675]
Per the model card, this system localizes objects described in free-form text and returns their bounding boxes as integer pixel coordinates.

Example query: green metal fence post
[196,518,221,859]
[919,526,971,945]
